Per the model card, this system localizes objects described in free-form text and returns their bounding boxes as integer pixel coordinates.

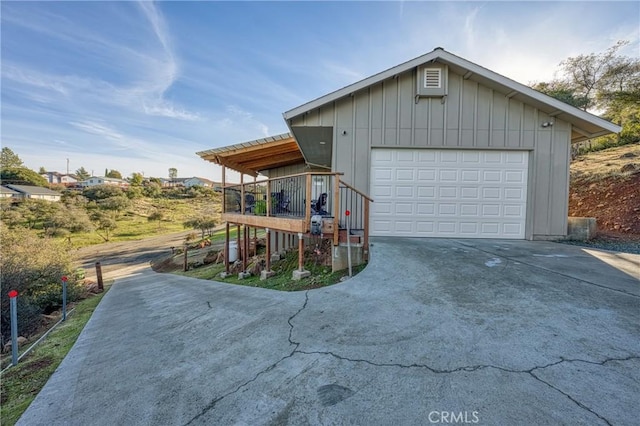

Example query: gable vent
[424,68,441,89]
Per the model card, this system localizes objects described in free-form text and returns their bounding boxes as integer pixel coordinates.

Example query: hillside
[568,143,640,239]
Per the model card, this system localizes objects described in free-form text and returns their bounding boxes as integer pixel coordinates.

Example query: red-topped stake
[345,210,350,216]
[8,290,18,298]
[61,276,68,282]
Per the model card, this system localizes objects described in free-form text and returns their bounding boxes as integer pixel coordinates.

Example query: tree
[532,41,640,153]
[0,147,24,169]
[45,206,93,239]
[13,199,60,229]
[105,169,123,179]
[557,41,639,111]
[169,167,178,180]
[143,181,162,198]
[97,196,131,217]
[75,167,91,180]
[90,211,117,242]
[39,166,47,174]
[0,167,48,186]
[531,81,589,110]
[183,215,218,239]
[147,210,164,231]
[83,184,124,201]
[130,172,144,186]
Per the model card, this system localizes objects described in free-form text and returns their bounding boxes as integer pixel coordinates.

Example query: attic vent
[424,68,441,89]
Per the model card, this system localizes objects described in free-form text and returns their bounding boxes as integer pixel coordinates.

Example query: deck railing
[223,172,372,250]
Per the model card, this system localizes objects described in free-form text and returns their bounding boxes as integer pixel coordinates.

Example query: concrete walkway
[18,238,639,425]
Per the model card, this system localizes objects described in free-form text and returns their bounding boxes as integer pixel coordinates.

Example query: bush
[0,225,79,338]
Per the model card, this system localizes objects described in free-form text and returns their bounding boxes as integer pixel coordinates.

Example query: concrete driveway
[18,238,639,426]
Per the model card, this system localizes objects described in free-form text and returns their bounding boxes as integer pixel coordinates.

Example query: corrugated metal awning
[197,133,305,177]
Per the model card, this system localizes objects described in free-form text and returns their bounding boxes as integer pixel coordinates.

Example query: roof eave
[283,48,621,136]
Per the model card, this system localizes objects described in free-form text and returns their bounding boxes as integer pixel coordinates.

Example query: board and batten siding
[289,67,571,239]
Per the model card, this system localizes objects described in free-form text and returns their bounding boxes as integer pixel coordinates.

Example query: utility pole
[66,158,70,175]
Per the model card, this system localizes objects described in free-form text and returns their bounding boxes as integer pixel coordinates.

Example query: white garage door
[370,149,528,239]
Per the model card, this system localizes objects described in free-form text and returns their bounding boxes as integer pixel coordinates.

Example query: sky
[1,1,638,182]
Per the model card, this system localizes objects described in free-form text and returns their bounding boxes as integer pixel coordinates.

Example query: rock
[620,152,637,159]
[620,163,638,173]
[3,336,28,353]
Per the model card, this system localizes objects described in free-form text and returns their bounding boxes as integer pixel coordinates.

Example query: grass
[0,286,110,426]
[177,249,366,291]
[571,142,639,182]
[66,196,222,248]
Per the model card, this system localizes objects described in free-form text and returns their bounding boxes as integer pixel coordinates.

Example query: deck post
[266,179,271,217]
[243,225,249,272]
[240,174,245,214]
[298,233,304,271]
[333,174,340,246]
[236,225,241,260]
[225,222,230,273]
[292,232,310,280]
[305,173,312,230]
[261,228,276,280]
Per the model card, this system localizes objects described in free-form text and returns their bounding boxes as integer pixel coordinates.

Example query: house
[4,185,62,201]
[79,176,129,189]
[0,186,20,198]
[41,172,78,186]
[184,177,218,189]
[197,48,620,276]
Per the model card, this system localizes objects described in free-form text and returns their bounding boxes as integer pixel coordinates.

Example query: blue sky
[2,1,638,181]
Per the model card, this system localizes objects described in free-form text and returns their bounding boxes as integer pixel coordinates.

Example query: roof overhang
[283,48,622,143]
[197,133,305,177]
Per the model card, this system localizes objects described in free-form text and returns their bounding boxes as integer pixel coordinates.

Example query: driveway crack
[293,349,637,426]
[183,291,310,426]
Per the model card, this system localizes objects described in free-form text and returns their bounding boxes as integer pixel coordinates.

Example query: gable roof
[283,47,621,142]
[197,133,305,177]
[5,184,62,196]
[1,185,20,195]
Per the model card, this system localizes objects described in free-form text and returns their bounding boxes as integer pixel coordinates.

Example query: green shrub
[0,225,76,338]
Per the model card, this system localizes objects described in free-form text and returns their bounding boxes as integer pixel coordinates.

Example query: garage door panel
[395,186,415,197]
[371,148,528,239]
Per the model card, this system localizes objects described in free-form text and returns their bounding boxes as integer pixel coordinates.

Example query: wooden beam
[506,90,518,99]
[549,110,563,117]
[463,71,473,80]
[223,213,307,233]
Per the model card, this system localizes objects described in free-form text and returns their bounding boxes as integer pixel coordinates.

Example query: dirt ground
[568,143,640,240]
[74,229,198,280]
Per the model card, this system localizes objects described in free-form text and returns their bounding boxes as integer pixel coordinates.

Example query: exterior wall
[289,67,571,239]
[261,162,307,178]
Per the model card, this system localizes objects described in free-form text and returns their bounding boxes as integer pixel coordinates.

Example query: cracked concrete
[18,238,640,425]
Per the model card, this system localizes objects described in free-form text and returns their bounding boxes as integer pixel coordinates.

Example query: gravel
[557,237,640,255]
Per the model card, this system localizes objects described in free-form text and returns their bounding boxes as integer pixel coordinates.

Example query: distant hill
[569,143,640,237]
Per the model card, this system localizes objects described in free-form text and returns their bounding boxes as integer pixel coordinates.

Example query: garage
[370,148,529,238]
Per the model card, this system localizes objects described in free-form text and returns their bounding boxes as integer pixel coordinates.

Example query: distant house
[163,177,189,188]
[4,184,62,201]
[0,186,20,199]
[184,177,218,188]
[41,172,78,186]
[80,176,129,189]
